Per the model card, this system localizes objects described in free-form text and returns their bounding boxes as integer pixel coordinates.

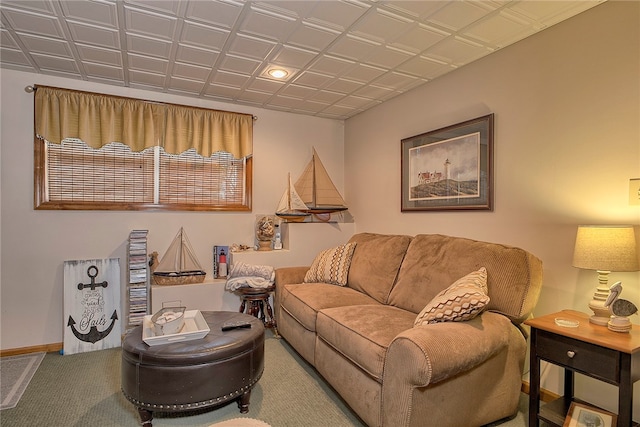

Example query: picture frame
[563,402,617,427]
[401,114,494,211]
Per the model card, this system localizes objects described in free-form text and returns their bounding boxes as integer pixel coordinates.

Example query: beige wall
[345,0,639,416]
[0,68,353,350]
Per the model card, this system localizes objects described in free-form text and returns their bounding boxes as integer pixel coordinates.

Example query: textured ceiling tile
[427,36,489,66]
[83,62,125,80]
[396,55,452,79]
[279,83,316,99]
[18,33,73,58]
[363,45,412,70]
[172,61,210,81]
[350,8,413,44]
[341,63,386,83]
[124,0,181,15]
[124,5,177,40]
[206,83,243,99]
[60,0,118,27]
[428,1,494,32]
[0,29,20,49]
[353,84,394,100]
[305,1,370,31]
[391,24,449,53]
[325,78,364,94]
[180,20,229,51]
[309,54,354,76]
[75,43,122,66]
[247,76,286,93]
[0,47,32,67]
[126,33,173,58]
[292,70,335,88]
[219,54,262,75]
[309,90,344,103]
[175,44,219,67]
[286,22,340,51]
[228,33,278,61]
[31,53,80,73]
[236,89,273,103]
[211,70,250,87]
[383,1,449,19]
[327,34,380,61]
[270,44,316,69]
[240,6,297,41]
[1,9,65,38]
[67,21,121,49]
[128,68,166,87]
[127,52,169,74]
[184,0,244,29]
[168,76,206,93]
[463,11,531,46]
[0,1,55,15]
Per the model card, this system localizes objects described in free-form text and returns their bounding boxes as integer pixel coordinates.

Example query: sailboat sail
[294,148,347,213]
[153,227,206,285]
[276,173,311,222]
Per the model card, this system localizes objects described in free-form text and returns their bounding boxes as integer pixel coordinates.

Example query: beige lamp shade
[572,225,639,272]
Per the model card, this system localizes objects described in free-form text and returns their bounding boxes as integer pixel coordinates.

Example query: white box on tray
[142,310,210,346]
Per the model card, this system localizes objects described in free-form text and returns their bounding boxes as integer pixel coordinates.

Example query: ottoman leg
[138,408,153,427]
[238,390,252,413]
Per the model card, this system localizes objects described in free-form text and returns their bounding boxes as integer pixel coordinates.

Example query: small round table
[121,311,264,427]
[236,285,278,336]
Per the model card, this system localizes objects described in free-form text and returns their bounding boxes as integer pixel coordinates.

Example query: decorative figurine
[604,281,637,333]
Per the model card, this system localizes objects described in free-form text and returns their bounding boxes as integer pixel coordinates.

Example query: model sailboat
[152,227,206,285]
[294,148,348,217]
[276,173,312,222]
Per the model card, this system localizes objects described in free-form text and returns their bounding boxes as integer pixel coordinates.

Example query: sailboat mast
[312,149,317,207]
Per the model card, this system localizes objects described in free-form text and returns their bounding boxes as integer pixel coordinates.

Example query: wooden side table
[236,285,278,336]
[526,310,640,427]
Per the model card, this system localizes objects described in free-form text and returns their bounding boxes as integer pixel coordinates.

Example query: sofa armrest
[275,266,309,286]
[384,311,514,387]
[274,267,309,322]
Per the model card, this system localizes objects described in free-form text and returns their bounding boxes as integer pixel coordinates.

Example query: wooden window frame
[34,138,253,211]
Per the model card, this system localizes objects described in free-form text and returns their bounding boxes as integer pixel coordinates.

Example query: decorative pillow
[414,267,490,326]
[304,242,357,286]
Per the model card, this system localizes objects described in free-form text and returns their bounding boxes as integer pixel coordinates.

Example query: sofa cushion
[316,305,416,381]
[414,267,490,325]
[280,283,380,332]
[346,233,412,304]
[304,242,356,286]
[388,234,543,323]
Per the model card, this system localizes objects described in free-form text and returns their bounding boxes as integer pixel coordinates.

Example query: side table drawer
[536,330,618,382]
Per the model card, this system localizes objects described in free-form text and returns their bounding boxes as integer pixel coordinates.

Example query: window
[33,86,253,211]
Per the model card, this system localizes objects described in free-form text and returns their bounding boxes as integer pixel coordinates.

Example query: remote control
[221,321,252,331]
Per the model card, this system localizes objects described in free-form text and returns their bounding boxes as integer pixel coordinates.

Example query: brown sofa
[275,233,543,427]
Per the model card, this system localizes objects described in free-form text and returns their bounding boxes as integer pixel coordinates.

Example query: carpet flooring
[0,330,528,426]
[0,352,45,410]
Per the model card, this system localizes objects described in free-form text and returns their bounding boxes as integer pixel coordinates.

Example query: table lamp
[572,225,639,325]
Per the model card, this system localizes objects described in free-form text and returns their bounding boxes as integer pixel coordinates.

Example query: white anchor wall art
[63,258,121,355]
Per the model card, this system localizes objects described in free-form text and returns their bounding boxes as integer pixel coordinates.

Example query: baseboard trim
[521,381,560,403]
[0,342,63,357]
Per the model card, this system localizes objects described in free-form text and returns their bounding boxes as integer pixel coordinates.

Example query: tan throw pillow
[304,242,357,286]
[414,267,490,325]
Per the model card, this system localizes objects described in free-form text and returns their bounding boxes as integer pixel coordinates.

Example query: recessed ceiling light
[268,69,288,79]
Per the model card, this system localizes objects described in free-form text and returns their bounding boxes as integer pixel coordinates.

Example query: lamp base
[588,290,612,325]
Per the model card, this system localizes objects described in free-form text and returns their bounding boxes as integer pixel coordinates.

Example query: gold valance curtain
[34,86,253,158]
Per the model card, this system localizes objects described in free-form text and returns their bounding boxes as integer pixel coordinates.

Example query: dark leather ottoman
[121,311,264,426]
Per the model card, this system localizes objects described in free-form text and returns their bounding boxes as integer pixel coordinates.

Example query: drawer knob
[567,350,576,359]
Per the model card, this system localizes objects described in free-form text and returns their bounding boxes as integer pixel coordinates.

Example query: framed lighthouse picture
[401,114,493,212]
[63,258,121,355]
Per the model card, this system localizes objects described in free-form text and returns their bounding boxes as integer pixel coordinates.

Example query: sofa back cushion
[388,234,543,324]
[346,233,413,304]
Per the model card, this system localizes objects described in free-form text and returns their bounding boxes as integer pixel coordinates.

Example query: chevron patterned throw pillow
[304,242,357,286]
[414,267,490,325]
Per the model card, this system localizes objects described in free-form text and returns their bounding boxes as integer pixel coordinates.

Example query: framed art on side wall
[401,114,494,211]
